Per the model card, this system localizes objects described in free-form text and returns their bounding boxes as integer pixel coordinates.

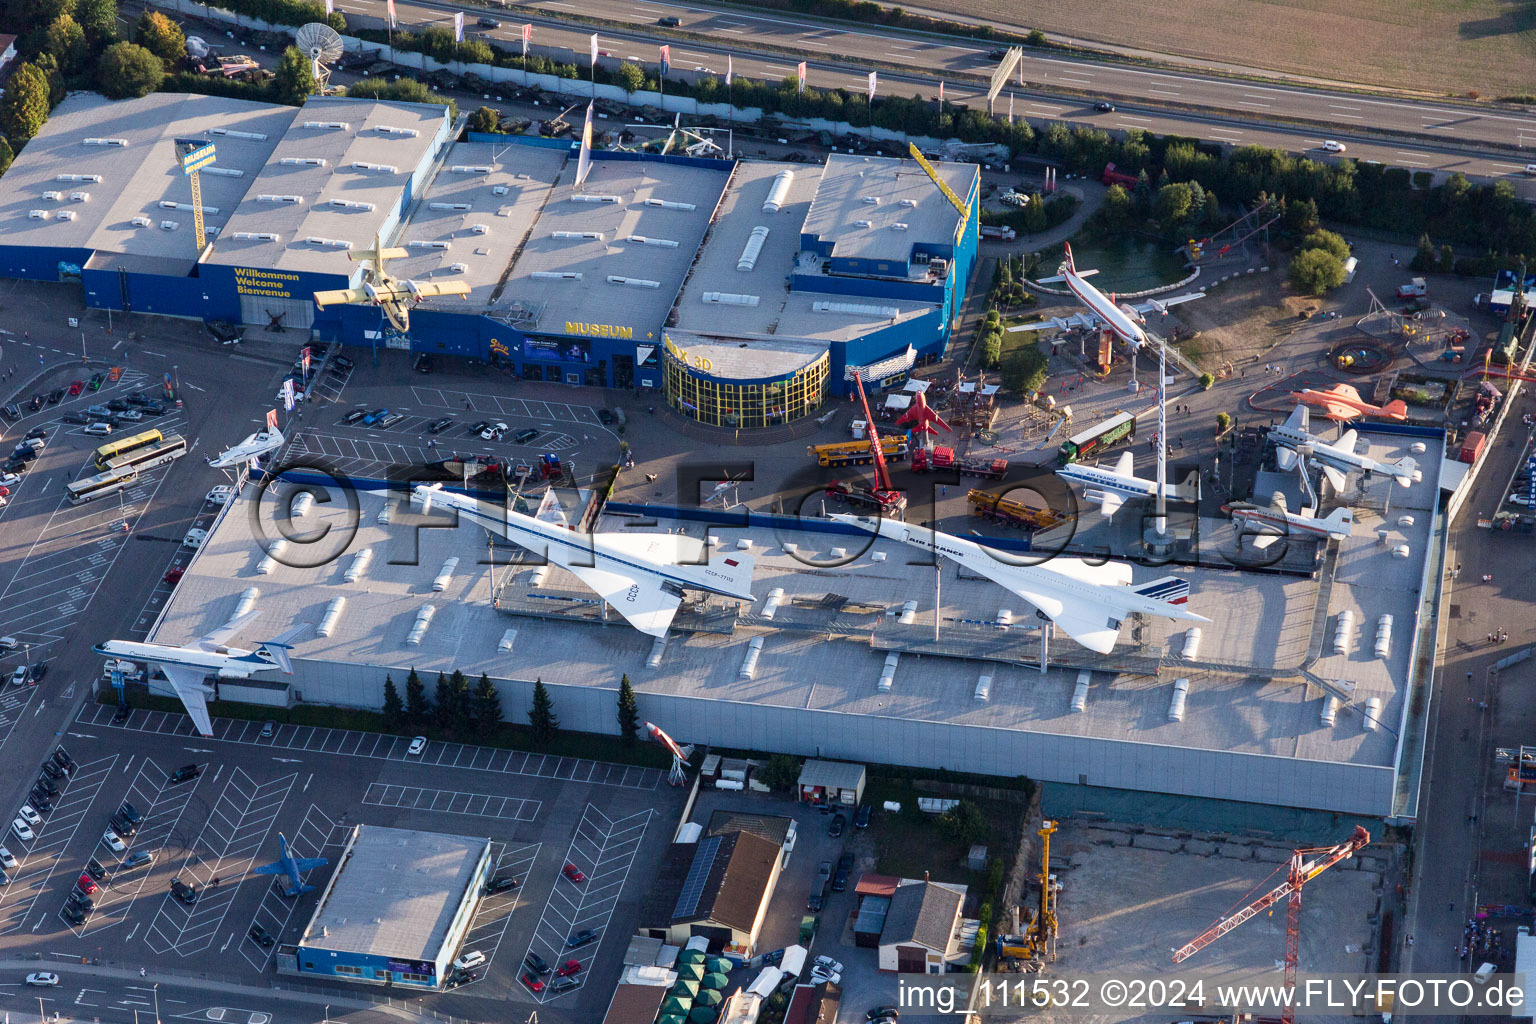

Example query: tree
[0,137,13,178]
[467,105,500,133]
[405,667,430,720]
[1216,411,1232,435]
[615,61,645,95]
[937,800,988,845]
[96,41,162,99]
[134,10,185,65]
[528,679,559,745]
[616,674,639,743]
[1281,195,1319,236]
[30,53,65,106]
[1198,372,1215,390]
[758,754,801,792]
[980,329,1001,369]
[447,669,473,736]
[1000,343,1048,396]
[433,672,455,732]
[272,46,316,105]
[1100,183,1131,228]
[381,675,405,731]
[43,15,88,74]
[74,0,117,46]
[1411,232,1436,271]
[1299,228,1350,263]
[1288,247,1346,295]
[472,672,501,739]
[0,63,51,144]
[1153,181,1193,232]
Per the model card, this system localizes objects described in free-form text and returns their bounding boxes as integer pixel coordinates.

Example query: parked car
[514,428,539,444]
[831,865,849,892]
[28,663,47,684]
[118,409,144,422]
[341,407,368,425]
[61,412,88,425]
[106,399,130,412]
[814,955,845,975]
[806,890,823,912]
[485,875,521,894]
[360,408,388,426]
[54,750,76,773]
[28,793,51,814]
[17,805,41,827]
[27,395,42,412]
[101,830,126,853]
[465,420,490,436]
[85,858,107,881]
[867,1007,900,1020]
[142,402,168,416]
[182,528,207,549]
[126,391,153,406]
[206,485,235,505]
[562,863,586,883]
[9,666,28,687]
[88,373,104,390]
[170,878,198,904]
[1,404,17,420]
[248,923,275,947]
[11,819,34,842]
[828,813,845,838]
[68,381,84,396]
[566,928,598,948]
[26,972,59,987]
[453,950,487,972]
[61,904,85,925]
[524,951,552,975]
[168,763,200,784]
[124,850,154,869]
[426,416,454,434]
[414,354,433,373]
[40,761,62,780]
[110,814,137,838]
[550,975,580,993]
[34,775,58,796]
[407,736,427,755]
[47,388,64,405]
[76,873,97,894]
[597,408,615,425]
[556,959,582,977]
[377,412,406,428]
[0,847,15,869]
[331,355,355,374]
[480,422,508,441]
[260,720,276,739]
[854,804,871,829]
[520,971,546,992]
[67,890,93,911]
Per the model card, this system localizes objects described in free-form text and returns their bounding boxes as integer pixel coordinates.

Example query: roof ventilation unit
[316,597,347,637]
[760,588,784,619]
[974,672,992,701]
[160,201,218,213]
[82,138,128,146]
[280,157,328,167]
[131,216,151,227]
[256,195,304,204]
[876,652,899,692]
[1332,609,1354,655]
[761,170,794,213]
[290,492,314,518]
[498,628,517,652]
[1362,696,1382,731]
[448,262,468,273]
[27,210,50,220]
[350,162,398,173]
[204,225,218,236]
[255,539,287,574]
[737,225,770,271]
[429,202,472,211]
[739,636,764,679]
[233,588,261,620]
[646,635,667,669]
[890,222,909,231]
[898,600,918,624]
[42,190,63,201]
[813,300,900,318]
[1071,671,1091,712]
[550,230,604,241]
[861,196,881,205]
[344,547,373,583]
[160,220,179,230]
[1373,614,1393,658]
[451,164,493,173]
[899,198,918,207]
[57,210,76,221]
[301,121,351,130]
[232,231,281,241]
[1168,677,1190,722]
[374,125,419,137]
[305,237,353,249]
[432,557,459,592]
[571,194,621,204]
[56,173,102,182]
[376,501,395,525]
[530,271,582,280]
[702,292,759,306]
[210,128,269,140]
[471,224,490,234]
[529,565,550,587]
[1320,695,1339,726]
[644,198,697,211]
[607,276,660,288]
[404,604,436,646]
[853,219,872,228]
[69,192,90,202]
[1181,627,1202,659]
[330,199,375,210]
[627,235,678,247]
[492,185,509,196]
[407,240,451,249]
[202,167,245,177]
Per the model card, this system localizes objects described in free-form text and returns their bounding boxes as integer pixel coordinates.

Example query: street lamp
[154,982,160,1024]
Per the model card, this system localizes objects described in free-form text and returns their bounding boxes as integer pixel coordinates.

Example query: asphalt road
[302,0,1536,184]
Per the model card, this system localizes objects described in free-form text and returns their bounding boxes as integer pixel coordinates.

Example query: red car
[162,568,184,585]
[520,971,546,992]
[67,381,84,396]
[556,959,582,978]
[77,874,98,894]
[562,863,585,883]
[0,486,9,497]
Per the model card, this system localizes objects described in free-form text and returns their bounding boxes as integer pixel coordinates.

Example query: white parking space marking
[452,841,541,989]
[0,754,118,934]
[143,769,297,956]
[77,705,665,789]
[0,683,42,755]
[240,804,341,971]
[526,805,652,1002]
[363,783,541,821]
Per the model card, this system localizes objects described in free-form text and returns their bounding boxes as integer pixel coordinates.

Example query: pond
[1043,236,1190,293]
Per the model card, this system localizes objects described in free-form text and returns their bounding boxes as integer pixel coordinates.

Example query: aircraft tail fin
[258,624,309,673]
[1132,575,1191,606]
[1062,241,1075,274]
[1392,456,1418,486]
[670,550,755,602]
[1320,508,1355,534]
[1380,399,1408,420]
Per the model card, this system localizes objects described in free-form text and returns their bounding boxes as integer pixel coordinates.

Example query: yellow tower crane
[174,138,217,258]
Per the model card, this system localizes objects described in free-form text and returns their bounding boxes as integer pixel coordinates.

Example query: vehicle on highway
[408,736,427,755]
[10,819,33,842]
[1093,101,1114,112]
[657,15,680,25]
[26,973,58,987]
[562,863,586,883]
[1322,140,1347,152]
[248,923,275,947]
[476,16,499,27]
[567,928,598,948]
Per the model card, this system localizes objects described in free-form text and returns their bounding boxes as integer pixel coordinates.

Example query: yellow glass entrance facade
[664,348,830,429]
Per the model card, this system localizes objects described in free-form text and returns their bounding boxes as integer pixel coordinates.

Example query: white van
[1525,164,1536,176]
[83,422,113,437]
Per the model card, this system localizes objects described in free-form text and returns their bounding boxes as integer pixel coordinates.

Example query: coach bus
[103,435,188,474]
[1057,411,1137,465]
[93,428,162,469]
[67,467,139,504]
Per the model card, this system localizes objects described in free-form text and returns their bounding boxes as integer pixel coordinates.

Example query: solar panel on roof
[672,835,722,920]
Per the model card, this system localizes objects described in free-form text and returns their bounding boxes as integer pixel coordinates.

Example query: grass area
[919,0,1536,96]
[861,777,1020,892]
[99,690,673,769]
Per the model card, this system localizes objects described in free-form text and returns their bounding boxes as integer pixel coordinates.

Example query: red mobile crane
[825,372,907,516]
[1172,826,1370,1024]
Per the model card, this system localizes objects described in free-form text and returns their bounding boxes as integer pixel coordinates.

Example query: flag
[266,409,278,431]
[867,71,877,101]
[521,22,531,52]
[938,80,944,104]
[281,379,294,412]
[453,11,464,41]
[1008,91,1014,122]
[726,55,733,87]
[589,33,599,65]
[301,347,311,376]
[796,60,806,93]
[659,44,670,76]
[324,0,332,12]
[386,0,396,27]
[575,102,594,187]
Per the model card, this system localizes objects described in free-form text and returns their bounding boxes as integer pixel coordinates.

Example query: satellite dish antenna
[295,22,344,94]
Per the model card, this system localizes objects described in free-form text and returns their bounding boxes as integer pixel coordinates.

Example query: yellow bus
[94,429,162,468]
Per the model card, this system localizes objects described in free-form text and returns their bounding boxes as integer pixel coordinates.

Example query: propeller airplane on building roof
[312,233,471,333]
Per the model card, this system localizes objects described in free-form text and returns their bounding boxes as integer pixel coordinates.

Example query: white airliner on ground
[208,428,285,469]
[413,484,754,638]
[1007,243,1205,345]
[95,611,308,737]
[1057,450,1197,516]
[1270,405,1418,490]
[1222,496,1355,549]
[830,513,1208,655]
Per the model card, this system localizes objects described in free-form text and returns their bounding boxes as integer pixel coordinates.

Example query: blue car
[360,408,389,426]
[566,929,598,949]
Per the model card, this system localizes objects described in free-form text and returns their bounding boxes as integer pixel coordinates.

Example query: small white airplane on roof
[413,484,754,638]
[95,612,309,738]
[1222,495,1355,549]
[830,513,1208,655]
[1007,243,1205,345]
[1056,450,1197,516]
[1270,405,1418,490]
[312,234,471,333]
[208,427,284,469]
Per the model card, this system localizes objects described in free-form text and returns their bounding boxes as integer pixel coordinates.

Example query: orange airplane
[1290,383,1407,422]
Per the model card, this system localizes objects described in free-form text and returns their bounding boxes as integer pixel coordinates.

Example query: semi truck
[966,489,1071,530]
[809,436,909,468]
[910,446,1008,479]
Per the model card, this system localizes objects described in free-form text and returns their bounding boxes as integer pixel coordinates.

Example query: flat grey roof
[660,331,826,380]
[498,156,727,338]
[800,152,973,263]
[300,825,485,962]
[0,93,293,274]
[388,140,565,306]
[206,97,447,274]
[797,759,865,790]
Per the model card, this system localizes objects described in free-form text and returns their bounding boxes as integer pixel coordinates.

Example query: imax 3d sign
[564,321,634,339]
